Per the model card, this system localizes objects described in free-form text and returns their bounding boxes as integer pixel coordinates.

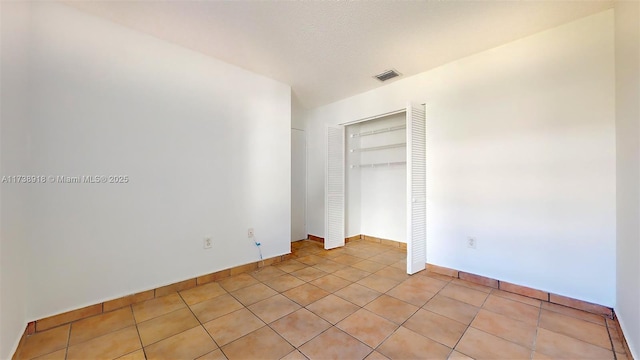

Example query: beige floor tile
[66,326,141,360]
[221,326,294,360]
[69,307,134,345]
[378,326,451,360]
[345,248,377,259]
[284,283,330,306]
[275,260,307,273]
[357,274,400,293]
[333,254,365,266]
[334,267,372,282]
[402,275,448,293]
[386,283,436,307]
[403,309,467,348]
[290,267,328,282]
[281,349,309,360]
[230,283,277,306]
[248,294,301,323]
[374,267,410,282]
[364,295,418,324]
[368,253,400,266]
[535,328,614,359]
[335,283,381,307]
[424,295,480,325]
[115,349,146,360]
[380,249,406,261]
[423,271,456,282]
[189,293,244,323]
[17,324,70,360]
[310,274,352,293]
[132,293,186,323]
[295,247,323,257]
[539,309,611,350]
[455,327,530,360]
[448,350,474,360]
[532,350,554,359]
[203,308,264,346]
[196,349,228,360]
[491,288,542,307]
[470,309,537,348]
[263,274,306,293]
[32,348,67,360]
[390,260,406,270]
[180,282,227,306]
[218,273,259,292]
[270,308,332,347]
[306,294,361,324]
[312,260,347,273]
[482,294,540,325]
[251,266,286,281]
[299,327,372,360]
[137,308,199,346]
[297,255,326,266]
[144,326,216,360]
[352,260,388,273]
[337,308,398,348]
[452,278,493,293]
[365,351,390,360]
[317,247,347,258]
[541,301,606,325]
[439,283,489,307]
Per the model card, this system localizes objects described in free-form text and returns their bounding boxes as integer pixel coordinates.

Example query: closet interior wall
[346,112,407,243]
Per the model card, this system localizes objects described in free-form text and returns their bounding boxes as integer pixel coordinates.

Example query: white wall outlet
[248,228,254,238]
[203,238,212,249]
[467,237,477,249]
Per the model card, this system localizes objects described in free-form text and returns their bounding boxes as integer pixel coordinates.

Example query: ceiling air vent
[374,69,401,82]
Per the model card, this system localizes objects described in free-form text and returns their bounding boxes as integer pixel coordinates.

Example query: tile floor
[15,240,632,360]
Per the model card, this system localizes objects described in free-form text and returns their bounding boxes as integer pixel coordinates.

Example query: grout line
[63,322,71,360]
[128,305,148,360]
[175,290,225,357]
[604,316,619,360]
[447,284,491,355]
[530,298,543,360]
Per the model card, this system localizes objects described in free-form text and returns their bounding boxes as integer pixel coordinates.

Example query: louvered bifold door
[325,125,345,250]
[406,103,427,274]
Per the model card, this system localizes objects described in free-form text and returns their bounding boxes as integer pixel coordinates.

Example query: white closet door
[406,103,427,274]
[325,125,345,250]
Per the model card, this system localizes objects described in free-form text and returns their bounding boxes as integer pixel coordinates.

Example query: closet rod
[350,161,407,169]
[350,143,406,152]
[350,125,406,138]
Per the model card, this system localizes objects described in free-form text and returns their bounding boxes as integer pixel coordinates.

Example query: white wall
[346,113,406,242]
[614,1,640,358]
[306,11,616,306]
[0,2,32,358]
[22,2,290,321]
[291,96,306,241]
[291,129,306,241]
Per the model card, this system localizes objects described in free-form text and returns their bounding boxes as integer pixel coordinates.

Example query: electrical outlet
[467,237,477,249]
[203,238,212,249]
[248,228,254,238]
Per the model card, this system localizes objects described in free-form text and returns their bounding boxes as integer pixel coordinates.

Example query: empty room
[1,1,638,359]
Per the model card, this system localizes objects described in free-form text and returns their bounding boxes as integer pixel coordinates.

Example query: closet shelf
[350,143,406,152]
[350,125,406,138]
[350,161,406,169]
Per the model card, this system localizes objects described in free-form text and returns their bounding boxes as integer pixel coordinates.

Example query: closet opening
[325,103,426,274]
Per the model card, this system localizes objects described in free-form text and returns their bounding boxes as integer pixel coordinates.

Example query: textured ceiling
[65,1,613,109]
